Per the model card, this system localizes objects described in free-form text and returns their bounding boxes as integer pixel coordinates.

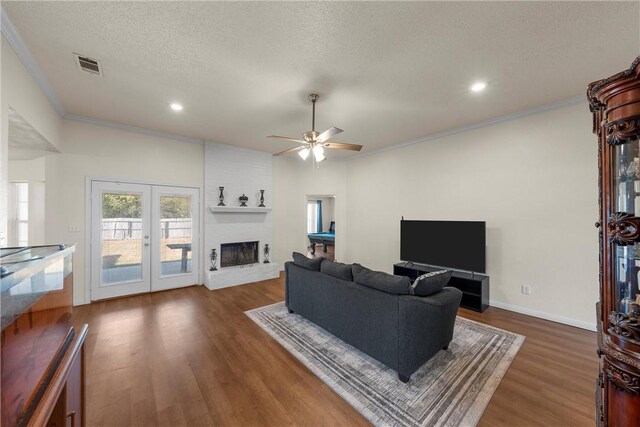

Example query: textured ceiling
[3,1,639,158]
[8,107,58,160]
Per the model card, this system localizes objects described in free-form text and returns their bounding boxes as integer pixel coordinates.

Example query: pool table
[308,221,335,254]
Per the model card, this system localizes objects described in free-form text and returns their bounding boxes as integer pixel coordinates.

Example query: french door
[90,181,199,300]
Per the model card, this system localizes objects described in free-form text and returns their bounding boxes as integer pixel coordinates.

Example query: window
[10,182,29,246]
[307,202,318,234]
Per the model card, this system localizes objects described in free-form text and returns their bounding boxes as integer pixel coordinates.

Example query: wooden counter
[0,245,88,427]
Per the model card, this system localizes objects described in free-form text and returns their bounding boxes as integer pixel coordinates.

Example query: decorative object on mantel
[263,244,270,263]
[239,194,249,207]
[267,93,363,163]
[209,248,218,271]
[259,190,266,207]
[218,187,225,206]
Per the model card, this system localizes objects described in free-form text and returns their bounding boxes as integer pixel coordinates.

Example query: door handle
[144,243,150,247]
[144,235,150,239]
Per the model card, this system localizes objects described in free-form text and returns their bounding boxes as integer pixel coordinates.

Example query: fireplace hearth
[220,241,259,268]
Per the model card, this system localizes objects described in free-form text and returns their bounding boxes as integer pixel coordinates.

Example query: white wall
[8,157,45,181]
[46,119,204,304]
[273,158,348,264]
[344,102,598,329]
[1,34,61,245]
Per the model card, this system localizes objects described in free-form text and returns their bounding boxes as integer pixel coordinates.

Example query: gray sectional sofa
[285,255,462,382]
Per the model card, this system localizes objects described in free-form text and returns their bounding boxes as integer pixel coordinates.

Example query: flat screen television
[400,220,486,273]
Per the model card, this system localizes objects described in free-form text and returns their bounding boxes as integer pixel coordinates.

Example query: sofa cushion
[352,264,411,295]
[320,260,353,281]
[410,270,452,296]
[292,252,323,271]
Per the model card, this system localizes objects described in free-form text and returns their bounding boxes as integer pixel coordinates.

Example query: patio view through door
[90,181,199,300]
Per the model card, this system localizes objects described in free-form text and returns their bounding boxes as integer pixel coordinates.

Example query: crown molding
[205,140,275,155]
[1,6,66,116]
[348,95,585,161]
[64,114,204,145]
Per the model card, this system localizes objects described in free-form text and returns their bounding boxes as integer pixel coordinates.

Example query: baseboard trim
[489,300,596,332]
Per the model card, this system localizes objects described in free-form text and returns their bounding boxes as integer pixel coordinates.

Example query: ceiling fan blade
[273,146,305,157]
[316,126,343,142]
[323,142,363,152]
[267,135,306,144]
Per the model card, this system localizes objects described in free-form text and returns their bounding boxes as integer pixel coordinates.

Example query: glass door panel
[613,142,640,315]
[101,192,143,284]
[91,182,151,300]
[159,195,193,276]
[151,186,199,292]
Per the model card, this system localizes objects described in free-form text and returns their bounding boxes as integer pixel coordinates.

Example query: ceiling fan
[268,94,362,162]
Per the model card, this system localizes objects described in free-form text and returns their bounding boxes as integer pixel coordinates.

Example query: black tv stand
[393,262,489,312]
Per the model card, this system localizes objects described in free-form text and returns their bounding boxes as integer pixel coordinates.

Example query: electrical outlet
[68,225,80,232]
[521,285,532,295]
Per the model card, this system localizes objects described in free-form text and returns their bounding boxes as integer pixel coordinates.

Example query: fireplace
[220,241,259,268]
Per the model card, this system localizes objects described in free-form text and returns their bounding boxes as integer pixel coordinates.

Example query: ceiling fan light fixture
[313,145,325,162]
[268,93,362,160]
[298,148,310,160]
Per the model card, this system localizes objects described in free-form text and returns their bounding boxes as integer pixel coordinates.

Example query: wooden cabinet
[64,343,85,427]
[0,245,87,427]
[589,56,640,427]
[38,326,87,427]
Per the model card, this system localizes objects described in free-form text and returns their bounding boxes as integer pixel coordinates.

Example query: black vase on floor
[209,248,218,271]
[264,244,270,263]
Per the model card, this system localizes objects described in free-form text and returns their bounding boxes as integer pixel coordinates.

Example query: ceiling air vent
[73,53,103,77]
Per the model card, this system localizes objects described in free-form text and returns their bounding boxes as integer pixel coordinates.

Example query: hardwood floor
[74,275,598,426]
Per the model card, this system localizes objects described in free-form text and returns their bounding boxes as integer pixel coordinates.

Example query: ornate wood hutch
[589,56,640,426]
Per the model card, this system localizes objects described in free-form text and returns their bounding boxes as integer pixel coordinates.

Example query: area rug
[246,302,525,427]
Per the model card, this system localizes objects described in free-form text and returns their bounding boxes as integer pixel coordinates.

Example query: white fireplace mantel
[209,206,272,213]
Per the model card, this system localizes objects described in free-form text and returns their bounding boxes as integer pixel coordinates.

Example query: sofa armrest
[398,287,463,307]
[284,261,295,307]
[396,287,462,378]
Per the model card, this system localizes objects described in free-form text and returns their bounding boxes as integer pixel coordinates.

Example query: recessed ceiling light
[470,82,487,93]
[170,102,183,111]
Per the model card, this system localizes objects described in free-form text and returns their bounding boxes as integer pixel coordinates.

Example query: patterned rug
[246,302,525,427]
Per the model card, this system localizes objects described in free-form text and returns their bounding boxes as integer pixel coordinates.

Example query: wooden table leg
[181,248,188,272]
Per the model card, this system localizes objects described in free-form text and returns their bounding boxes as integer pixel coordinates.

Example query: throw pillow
[410,270,452,296]
[352,264,411,295]
[320,260,353,281]
[292,252,323,271]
